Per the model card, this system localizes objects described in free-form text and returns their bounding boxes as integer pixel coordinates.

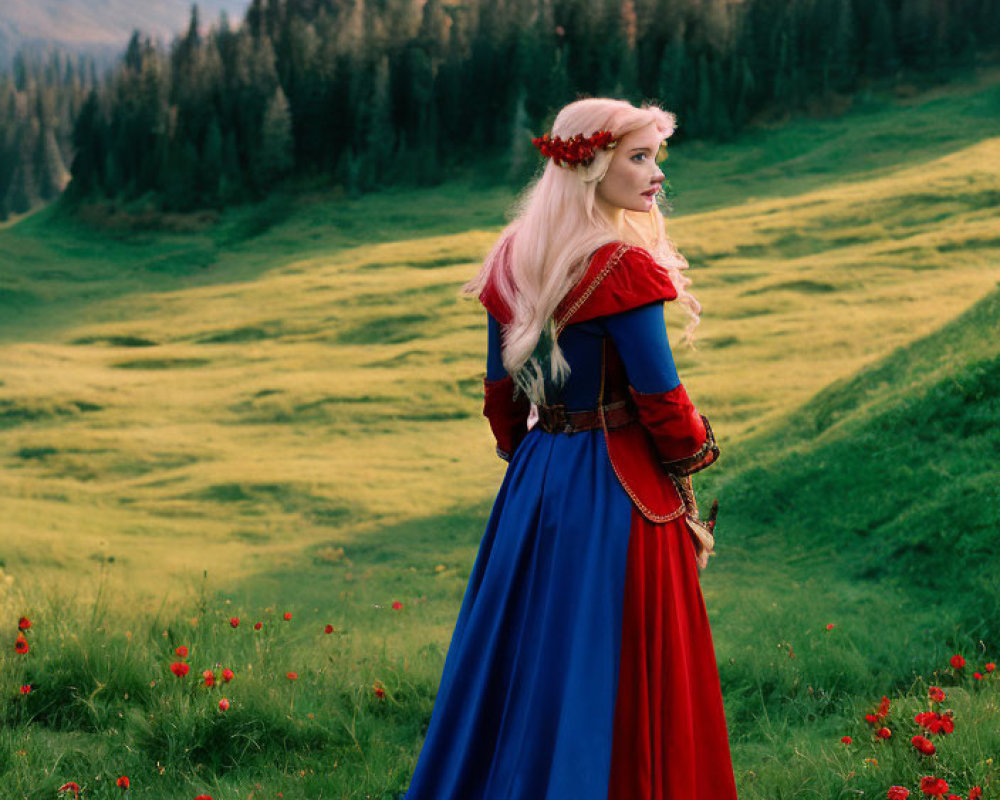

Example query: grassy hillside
[0,73,998,799]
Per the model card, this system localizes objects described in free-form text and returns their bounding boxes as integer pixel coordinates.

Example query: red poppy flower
[283,612,292,621]
[324,624,334,634]
[202,670,215,687]
[170,662,190,677]
[973,671,983,680]
[14,634,28,655]
[254,621,263,630]
[826,623,835,630]
[865,713,878,725]
[17,616,31,631]
[392,601,403,610]
[887,788,910,800]
[218,698,230,711]
[911,735,936,755]
[876,726,892,739]
[985,663,996,673]
[950,654,965,669]
[116,776,130,789]
[970,787,983,799]
[175,645,189,658]
[221,668,234,683]
[58,783,81,799]
[928,686,946,703]
[876,695,890,719]
[286,671,298,681]
[19,684,31,694]
[373,685,386,699]
[840,735,852,744]
[920,776,949,796]
[194,796,214,800]
[229,617,240,628]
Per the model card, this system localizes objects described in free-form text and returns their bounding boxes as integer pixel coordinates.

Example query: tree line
[2,0,998,219]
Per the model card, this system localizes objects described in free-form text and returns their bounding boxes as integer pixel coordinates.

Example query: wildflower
[973,672,983,680]
[230,617,240,628]
[392,601,403,610]
[202,670,216,687]
[286,671,298,681]
[221,668,234,683]
[58,783,81,799]
[116,776,130,789]
[19,684,31,694]
[876,727,892,739]
[928,686,946,703]
[912,735,936,755]
[985,663,996,673]
[950,654,965,670]
[865,713,879,725]
[919,776,949,796]
[170,662,190,677]
[324,624,334,634]
[916,710,955,735]
[887,788,910,800]
[826,623,835,630]
[254,621,263,630]
[876,696,890,719]
[373,683,385,699]
[969,787,983,799]
[175,645,189,658]
[194,796,214,800]
[218,698,230,711]
[17,616,31,631]
[283,612,292,621]
[864,757,878,767]
[841,735,852,744]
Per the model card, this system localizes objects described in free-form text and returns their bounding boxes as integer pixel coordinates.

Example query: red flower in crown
[532,129,620,168]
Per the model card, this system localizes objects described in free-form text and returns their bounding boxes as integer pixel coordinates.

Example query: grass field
[0,72,998,798]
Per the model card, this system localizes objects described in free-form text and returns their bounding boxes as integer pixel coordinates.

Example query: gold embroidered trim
[555,243,632,337]
[599,337,685,524]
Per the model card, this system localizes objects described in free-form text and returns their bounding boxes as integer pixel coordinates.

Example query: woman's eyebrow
[629,146,654,153]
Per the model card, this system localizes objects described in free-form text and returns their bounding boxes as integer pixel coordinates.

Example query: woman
[404,97,739,800]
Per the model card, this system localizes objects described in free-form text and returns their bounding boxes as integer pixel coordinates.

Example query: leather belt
[536,399,638,434]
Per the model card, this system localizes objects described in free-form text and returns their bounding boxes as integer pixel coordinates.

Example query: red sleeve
[483,375,530,462]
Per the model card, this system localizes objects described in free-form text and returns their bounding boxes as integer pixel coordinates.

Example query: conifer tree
[257,85,294,186]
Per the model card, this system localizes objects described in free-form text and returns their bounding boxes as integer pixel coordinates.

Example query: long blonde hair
[463,97,701,405]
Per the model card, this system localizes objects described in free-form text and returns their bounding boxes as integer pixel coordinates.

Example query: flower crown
[531,129,620,168]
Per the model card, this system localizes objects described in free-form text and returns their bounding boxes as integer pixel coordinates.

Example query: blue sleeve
[600,302,681,393]
[486,312,507,381]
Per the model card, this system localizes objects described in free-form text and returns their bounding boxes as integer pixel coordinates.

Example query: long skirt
[404,426,739,799]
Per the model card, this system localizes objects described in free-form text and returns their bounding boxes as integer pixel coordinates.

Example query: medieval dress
[404,241,740,800]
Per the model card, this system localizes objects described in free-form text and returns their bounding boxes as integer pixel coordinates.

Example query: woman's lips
[642,187,659,197]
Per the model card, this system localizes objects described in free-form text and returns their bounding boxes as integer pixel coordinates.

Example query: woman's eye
[631,153,647,162]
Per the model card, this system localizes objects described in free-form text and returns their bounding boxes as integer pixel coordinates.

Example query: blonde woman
[404,97,738,799]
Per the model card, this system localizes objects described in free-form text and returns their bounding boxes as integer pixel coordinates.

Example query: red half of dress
[607,505,739,799]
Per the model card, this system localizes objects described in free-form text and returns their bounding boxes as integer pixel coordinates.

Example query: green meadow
[1,72,999,798]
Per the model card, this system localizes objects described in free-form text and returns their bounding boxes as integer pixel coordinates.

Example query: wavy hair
[462,97,702,405]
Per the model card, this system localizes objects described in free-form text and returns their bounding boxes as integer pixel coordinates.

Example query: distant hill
[714,280,1000,638]
[0,0,250,65]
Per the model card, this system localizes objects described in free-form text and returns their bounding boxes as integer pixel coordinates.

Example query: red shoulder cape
[478,241,678,326]
[479,241,688,524]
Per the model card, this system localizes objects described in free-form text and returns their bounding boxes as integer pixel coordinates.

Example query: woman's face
[595,122,666,213]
